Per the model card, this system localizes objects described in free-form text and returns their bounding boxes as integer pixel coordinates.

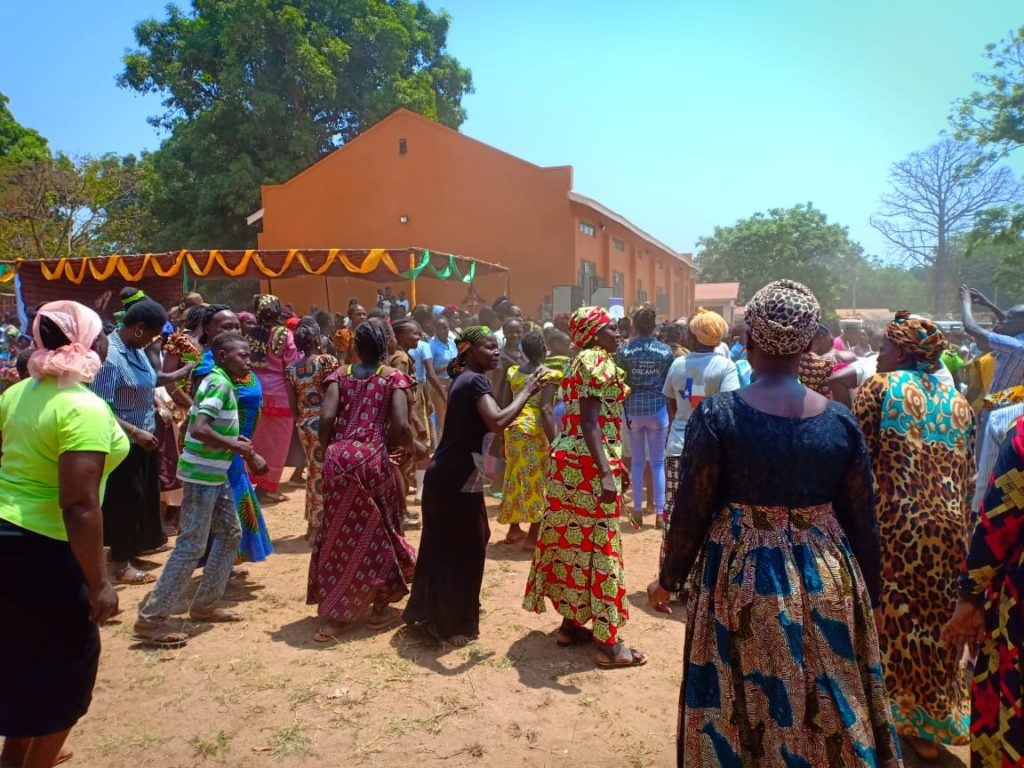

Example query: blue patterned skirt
[678,503,901,767]
[230,455,273,563]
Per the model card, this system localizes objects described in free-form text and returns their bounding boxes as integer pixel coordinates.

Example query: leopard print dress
[855,370,976,745]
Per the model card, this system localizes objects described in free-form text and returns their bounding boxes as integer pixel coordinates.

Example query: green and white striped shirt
[177,366,239,485]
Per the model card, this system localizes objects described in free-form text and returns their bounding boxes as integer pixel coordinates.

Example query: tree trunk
[933,233,947,318]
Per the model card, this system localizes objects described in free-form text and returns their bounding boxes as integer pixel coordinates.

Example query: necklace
[232,371,255,387]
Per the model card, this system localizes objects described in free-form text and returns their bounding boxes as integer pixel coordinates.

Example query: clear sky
[1,1,1021,259]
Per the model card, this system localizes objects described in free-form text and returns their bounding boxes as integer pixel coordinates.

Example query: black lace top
[659,391,881,602]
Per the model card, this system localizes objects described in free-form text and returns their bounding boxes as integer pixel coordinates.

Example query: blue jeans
[139,481,240,622]
[625,407,668,515]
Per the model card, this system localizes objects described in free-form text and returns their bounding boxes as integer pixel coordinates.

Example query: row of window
[579,221,628,252]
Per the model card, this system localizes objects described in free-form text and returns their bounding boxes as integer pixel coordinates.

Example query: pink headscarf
[28,300,103,388]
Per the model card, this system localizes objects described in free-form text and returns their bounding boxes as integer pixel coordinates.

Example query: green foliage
[962,205,1024,304]
[0,92,48,162]
[696,203,862,311]
[952,26,1024,155]
[835,256,929,313]
[0,153,154,260]
[120,0,474,249]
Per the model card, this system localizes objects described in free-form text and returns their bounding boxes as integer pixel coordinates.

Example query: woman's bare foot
[314,620,352,643]
[503,524,525,544]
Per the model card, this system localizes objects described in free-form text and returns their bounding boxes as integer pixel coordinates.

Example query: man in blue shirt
[615,306,674,526]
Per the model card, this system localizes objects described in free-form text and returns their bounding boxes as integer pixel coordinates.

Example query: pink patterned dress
[307,366,417,623]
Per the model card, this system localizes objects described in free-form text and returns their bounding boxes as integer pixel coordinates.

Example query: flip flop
[188,608,242,623]
[595,647,647,668]
[113,567,157,586]
[314,623,353,643]
[132,622,189,647]
[366,607,402,629]
[556,626,594,647]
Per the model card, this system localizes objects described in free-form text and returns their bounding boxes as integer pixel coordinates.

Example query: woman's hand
[599,470,617,504]
[525,369,546,396]
[132,428,159,452]
[247,452,269,476]
[413,440,430,460]
[88,580,120,624]
[647,579,672,615]
[941,599,986,655]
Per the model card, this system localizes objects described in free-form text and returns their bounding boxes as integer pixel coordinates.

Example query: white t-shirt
[663,351,741,456]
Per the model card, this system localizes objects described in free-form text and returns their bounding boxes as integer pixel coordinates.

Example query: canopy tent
[0,247,510,319]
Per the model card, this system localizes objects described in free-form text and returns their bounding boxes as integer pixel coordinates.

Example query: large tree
[696,203,861,311]
[0,92,48,162]
[961,205,1024,304]
[120,0,474,249]
[952,26,1024,156]
[0,153,154,261]
[870,137,1020,316]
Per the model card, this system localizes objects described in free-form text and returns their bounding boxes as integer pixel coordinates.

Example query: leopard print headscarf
[745,279,821,356]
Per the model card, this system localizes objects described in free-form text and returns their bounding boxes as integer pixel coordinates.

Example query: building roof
[694,282,740,302]
[248,109,695,270]
[835,308,892,320]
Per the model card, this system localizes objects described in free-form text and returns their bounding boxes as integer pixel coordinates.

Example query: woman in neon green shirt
[0,301,128,768]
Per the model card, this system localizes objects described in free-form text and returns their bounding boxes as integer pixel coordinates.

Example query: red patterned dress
[523,347,630,645]
[306,366,416,623]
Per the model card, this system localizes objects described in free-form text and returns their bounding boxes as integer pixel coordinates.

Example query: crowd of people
[0,280,1022,768]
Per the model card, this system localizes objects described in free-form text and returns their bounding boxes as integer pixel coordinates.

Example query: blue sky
[1,1,1021,259]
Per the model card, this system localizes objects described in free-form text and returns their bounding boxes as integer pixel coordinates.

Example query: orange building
[250,109,696,318]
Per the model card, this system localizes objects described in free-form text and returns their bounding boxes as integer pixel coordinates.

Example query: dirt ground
[71,484,969,768]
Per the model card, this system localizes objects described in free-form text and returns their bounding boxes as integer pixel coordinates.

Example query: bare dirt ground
[71,484,969,768]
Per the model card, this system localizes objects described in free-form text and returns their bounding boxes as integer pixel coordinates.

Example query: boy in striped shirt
[135,332,266,645]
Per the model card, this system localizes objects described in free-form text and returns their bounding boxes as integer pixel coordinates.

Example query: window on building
[612,271,625,298]
[637,280,648,305]
[579,221,596,237]
[612,236,625,251]
[656,290,669,314]
[579,260,597,301]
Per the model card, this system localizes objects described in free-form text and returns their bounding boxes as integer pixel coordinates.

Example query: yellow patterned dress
[523,348,630,645]
[286,354,340,540]
[854,369,975,745]
[498,365,561,525]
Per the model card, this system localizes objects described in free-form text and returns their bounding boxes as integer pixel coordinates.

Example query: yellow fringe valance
[34,248,401,285]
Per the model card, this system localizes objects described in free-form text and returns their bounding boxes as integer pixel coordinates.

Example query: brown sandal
[314,621,353,643]
[595,646,647,668]
[367,606,402,629]
[556,625,594,647]
[132,620,189,647]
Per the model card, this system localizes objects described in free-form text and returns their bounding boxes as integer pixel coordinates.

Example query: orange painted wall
[256,109,696,319]
[257,110,573,316]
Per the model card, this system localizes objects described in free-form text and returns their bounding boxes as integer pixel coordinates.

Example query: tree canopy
[120,0,474,249]
[953,26,1024,156]
[695,204,862,311]
[0,92,48,163]
[870,137,1020,315]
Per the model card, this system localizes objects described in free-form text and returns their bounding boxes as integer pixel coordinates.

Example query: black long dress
[403,370,493,640]
[659,392,901,767]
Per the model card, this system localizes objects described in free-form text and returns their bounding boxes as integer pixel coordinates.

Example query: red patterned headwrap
[569,306,613,349]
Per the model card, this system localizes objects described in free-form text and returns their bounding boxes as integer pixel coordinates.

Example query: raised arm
[961,285,993,350]
[474,371,542,432]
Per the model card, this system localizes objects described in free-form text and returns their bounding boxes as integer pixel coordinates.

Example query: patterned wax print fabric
[163,330,202,398]
[957,423,1024,768]
[523,347,631,645]
[249,325,301,493]
[498,365,561,525]
[854,370,975,745]
[798,351,835,396]
[307,366,417,624]
[286,354,340,540]
[659,393,901,767]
